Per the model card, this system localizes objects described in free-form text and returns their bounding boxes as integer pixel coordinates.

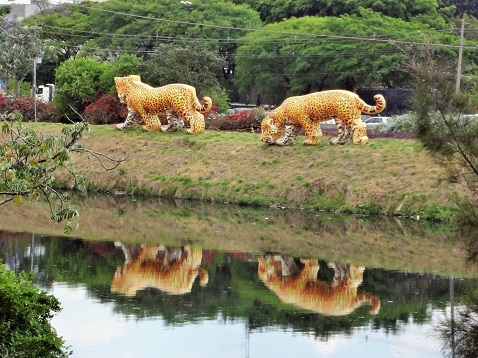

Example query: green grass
[27,122,474,221]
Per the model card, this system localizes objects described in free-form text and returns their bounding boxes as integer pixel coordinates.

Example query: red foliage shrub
[0,95,57,122]
[208,107,267,131]
[82,93,127,125]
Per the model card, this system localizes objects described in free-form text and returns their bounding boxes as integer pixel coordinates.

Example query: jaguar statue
[261,90,386,146]
[114,75,212,134]
[258,253,381,316]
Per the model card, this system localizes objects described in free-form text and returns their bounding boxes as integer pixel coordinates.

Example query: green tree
[137,41,229,111]
[138,42,226,93]
[441,0,478,18]
[412,55,478,194]
[234,9,476,105]
[0,262,71,357]
[22,2,91,61]
[0,26,56,95]
[0,5,11,17]
[99,53,143,93]
[0,111,123,233]
[54,54,142,120]
[54,57,109,120]
[233,0,454,25]
[25,0,262,58]
[411,48,478,249]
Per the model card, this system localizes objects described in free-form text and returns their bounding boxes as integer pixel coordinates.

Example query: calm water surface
[0,198,476,357]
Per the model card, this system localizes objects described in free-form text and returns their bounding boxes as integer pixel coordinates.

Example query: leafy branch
[0,111,126,233]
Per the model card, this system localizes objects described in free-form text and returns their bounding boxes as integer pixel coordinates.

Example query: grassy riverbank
[34,122,469,220]
[0,195,472,277]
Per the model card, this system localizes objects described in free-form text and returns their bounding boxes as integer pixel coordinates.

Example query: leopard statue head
[261,116,285,145]
[114,75,142,104]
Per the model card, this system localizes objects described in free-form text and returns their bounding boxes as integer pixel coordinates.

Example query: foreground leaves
[0,111,88,233]
[0,263,71,357]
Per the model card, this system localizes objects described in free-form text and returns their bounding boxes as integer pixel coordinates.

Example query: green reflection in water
[0,194,473,277]
[1,230,477,341]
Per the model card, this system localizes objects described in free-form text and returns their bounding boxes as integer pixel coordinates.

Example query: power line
[42,1,478,50]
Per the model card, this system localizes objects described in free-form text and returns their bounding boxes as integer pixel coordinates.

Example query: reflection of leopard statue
[114,75,212,134]
[258,253,380,316]
[115,75,184,132]
[261,90,386,146]
[111,243,209,296]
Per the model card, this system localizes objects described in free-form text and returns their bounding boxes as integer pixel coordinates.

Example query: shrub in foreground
[0,263,71,357]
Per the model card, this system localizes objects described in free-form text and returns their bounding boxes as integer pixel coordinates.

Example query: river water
[0,196,476,357]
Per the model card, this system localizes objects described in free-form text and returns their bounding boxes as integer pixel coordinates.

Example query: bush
[82,93,127,125]
[208,107,268,131]
[0,263,71,357]
[0,95,57,122]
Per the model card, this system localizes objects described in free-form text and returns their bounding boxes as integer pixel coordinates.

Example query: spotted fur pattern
[261,90,386,146]
[111,243,209,296]
[258,254,381,316]
[114,76,212,133]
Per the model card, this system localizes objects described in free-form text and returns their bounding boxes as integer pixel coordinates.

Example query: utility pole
[33,58,37,122]
[33,57,42,122]
[455,18,465,93]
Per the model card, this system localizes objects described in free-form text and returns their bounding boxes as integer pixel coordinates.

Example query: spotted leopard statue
[115,75,184,132]
[114,75,212,134]
[261,90,386,146]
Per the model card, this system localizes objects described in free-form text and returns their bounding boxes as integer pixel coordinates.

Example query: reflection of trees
[435,293,478,358]
[257,253,380,316]
[0,231,476,338]
[433,223,478,358]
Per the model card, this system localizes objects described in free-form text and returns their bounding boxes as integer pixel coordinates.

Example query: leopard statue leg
[352,121,369,145]
[330,118,350,145]
[161,109,173,132]
[185,113,196,134]
[276,125,301,146]
[116,107,140,130]
[149,113,162,131]
[161,110,185,132]
[168,114,185,132]
[141,112,155,132]
[303,121,322,146]
[192,112,206,134]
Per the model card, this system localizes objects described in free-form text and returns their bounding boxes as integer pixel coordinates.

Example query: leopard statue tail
[195,96,213,114]
[357,94,386,115]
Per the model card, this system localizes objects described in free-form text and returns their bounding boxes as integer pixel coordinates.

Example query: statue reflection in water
[111,243,208,296]
[258,253,380,316]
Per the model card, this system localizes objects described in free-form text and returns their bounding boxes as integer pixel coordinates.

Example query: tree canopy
[25,0,262,58]
[54,54,141,119]
[232,0,455,25]
[234,9,478,105]
[138,42,226,94]
[16,0,478,108]
[0,26,56,95]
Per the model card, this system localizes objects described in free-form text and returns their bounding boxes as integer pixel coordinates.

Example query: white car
[364,116,392,128]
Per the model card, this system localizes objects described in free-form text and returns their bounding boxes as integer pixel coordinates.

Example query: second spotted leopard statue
[261,90,386,146]
[114,75,212,134]
[115,75,183,132]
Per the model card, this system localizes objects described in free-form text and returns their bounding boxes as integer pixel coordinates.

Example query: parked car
[226,107,254,115]
[321,115,371,127]
[364,116,392,128]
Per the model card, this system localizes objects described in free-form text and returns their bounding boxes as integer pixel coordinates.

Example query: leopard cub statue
[261,90,386,146]
[114,75,212,134]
